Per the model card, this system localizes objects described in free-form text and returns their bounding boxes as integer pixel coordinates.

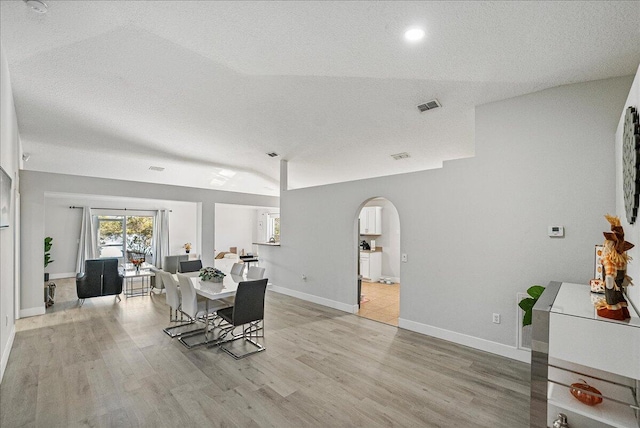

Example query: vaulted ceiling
[2,1,639,195]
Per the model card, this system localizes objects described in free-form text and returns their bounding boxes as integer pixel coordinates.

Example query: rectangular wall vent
[266,152,279,157]
[149,166,165,171]
[391,152,411,160]
[417,99,442,112]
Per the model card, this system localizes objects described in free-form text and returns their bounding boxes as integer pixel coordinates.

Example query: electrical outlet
[492,313,501,324]
[401,253,408,262]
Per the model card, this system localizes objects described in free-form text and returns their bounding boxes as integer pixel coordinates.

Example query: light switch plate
[401,253,408,262]
[548,226,564,237]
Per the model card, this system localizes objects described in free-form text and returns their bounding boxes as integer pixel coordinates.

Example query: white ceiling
[1,1,639,196]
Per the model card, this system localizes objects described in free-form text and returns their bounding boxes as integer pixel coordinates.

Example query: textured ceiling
[1,1,639,195]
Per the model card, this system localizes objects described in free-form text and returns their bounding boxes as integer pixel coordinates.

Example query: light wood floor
[358,281,400,326]
[1,278,530,427]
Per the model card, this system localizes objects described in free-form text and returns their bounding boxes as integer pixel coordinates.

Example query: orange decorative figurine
[596,215,633,320]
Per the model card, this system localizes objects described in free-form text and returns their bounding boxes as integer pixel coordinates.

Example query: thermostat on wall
[548,226,564,237]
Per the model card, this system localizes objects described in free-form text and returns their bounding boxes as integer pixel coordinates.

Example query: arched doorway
[356,197,400,326]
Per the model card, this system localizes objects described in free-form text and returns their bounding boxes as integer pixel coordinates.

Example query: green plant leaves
[519,285,546,327]
[44,236,54,268]
[527,285,545,299]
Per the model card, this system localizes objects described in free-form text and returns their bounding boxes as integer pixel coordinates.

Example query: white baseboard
[268,285,358,314]
[49,272,75,280]
[1,324,16,384]
[20,306,45,318]
[399,318,531,363]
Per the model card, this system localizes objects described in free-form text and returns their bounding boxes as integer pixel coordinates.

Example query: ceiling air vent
[267,152,279,157]
[417,99,441,112]
[149,166,165,172]
[391,152,411,160]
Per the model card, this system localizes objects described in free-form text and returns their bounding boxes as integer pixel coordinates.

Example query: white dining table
[172,270,245,300]
[191,273,246,300]
[174,270,246,348]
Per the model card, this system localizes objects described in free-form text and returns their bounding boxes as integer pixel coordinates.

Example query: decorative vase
[570,379,603,406]
[211,276,223,283]
[135,265,140,272]
[186,250,190,254]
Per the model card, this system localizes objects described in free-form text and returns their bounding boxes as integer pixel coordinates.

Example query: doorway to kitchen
[356,198,400,326]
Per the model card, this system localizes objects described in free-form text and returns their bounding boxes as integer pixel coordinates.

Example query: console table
[530,281,640,427]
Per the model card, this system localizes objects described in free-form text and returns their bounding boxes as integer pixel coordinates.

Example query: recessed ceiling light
[24,0,48,14]
[404,28,425,42]
[266,152,279,158]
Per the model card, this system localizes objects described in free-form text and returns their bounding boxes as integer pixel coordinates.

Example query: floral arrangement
[130,258,144,270]
[199,267,226,282]
[184,243,192,252]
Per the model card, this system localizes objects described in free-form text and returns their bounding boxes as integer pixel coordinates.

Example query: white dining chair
[176,273,231,349]
[149,266,164,294]
[247,266,265,280]
[159,271,194,337]
[230,262,245,276]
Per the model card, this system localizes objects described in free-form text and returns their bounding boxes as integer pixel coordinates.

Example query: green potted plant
[518,285,545,326]
[199,267,226,282]
[44,236,54,282]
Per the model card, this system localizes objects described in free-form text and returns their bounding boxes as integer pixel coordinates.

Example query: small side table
[123,270,154,297]
[239,256,259,273]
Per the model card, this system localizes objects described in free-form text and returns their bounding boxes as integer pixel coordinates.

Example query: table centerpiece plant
[199,267,226,283]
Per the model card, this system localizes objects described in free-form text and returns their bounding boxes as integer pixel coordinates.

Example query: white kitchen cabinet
[530,282,640,428]
[360,251,382,281]
[359,206,382,235]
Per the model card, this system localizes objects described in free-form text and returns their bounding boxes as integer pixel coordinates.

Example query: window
[97,215,154,262]
[266,212,280,243]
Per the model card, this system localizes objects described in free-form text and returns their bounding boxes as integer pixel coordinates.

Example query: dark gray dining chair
[179,260,203,273]
[215,278,268,359]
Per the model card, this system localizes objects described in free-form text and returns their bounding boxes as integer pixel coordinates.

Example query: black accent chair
[216,278,268,359]
[76,258,123,304]
[179,260,203,273]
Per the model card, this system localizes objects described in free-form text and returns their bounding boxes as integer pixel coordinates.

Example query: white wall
[214,203,256,255]
[615,64,640,310]
[20,171,278,316]
[260,76,632,362]
[255,208,279,246]
[363,199,400,281]
[44,194,198,278]
[0,43,21,383]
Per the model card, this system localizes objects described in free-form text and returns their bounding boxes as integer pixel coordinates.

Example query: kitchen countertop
[360,247,383,253]
[253,242,280,246]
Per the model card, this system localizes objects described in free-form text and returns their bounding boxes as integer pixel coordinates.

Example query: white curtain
[76,207,97,272]
[153,209,170,268]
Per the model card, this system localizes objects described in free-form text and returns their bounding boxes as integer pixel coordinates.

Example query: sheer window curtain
[153,209,170,269]
[76,207,97,272]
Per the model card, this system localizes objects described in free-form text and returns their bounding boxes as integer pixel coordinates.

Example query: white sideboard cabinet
[530,282,640,428]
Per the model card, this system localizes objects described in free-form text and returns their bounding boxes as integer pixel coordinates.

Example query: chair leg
[164,308,199,338]
[218,320,265,359]
[78,298,85,307]
[116,295,121,302]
